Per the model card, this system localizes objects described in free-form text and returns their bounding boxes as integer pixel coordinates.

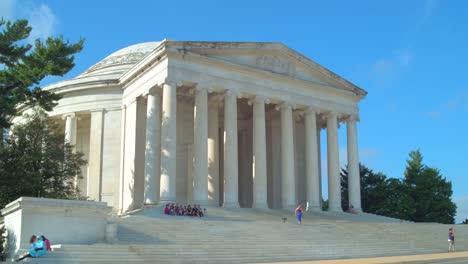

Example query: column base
[223,201,240,208]
[328,206,343,212]
[206,200,220,207]
[193,200,210,207]
[252,203,269,209]
[159,198,176,203]
[348,207,362,214]
[307,206,322,212]
[282,203,297,210]
[143,202,159,206]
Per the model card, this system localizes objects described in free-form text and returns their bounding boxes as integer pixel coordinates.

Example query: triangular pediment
[120,41,366,97]
[168,42,365,96]
[205,53,329,85]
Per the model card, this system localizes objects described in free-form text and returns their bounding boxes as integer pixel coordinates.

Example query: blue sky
[1,0,467,222]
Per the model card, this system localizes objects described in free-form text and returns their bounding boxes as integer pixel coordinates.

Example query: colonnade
[62,81,362,213]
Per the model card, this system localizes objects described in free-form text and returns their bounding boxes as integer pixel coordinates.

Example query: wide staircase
[19,206,468,263]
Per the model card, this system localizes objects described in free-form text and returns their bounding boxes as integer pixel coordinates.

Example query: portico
[37,40,366,214]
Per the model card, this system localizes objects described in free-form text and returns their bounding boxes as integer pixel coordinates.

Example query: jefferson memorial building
[35,40,367,214]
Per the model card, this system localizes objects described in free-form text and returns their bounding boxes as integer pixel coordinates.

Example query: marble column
[121,98,146,212]
[326,112,342,212]
[280,103,296,208]
[305,108,321,210]
[88,109,104,202]
[208,98,220,206]
[223,90,240,208]
[160,80,177,202]
[193,87,209,205]
[252,96,268,208]
[118,105,127,213]
[64,113,78,189]
[347,115,362,212]
[64,113,77,145]
[144,89,162,204]
[317,126,323,209]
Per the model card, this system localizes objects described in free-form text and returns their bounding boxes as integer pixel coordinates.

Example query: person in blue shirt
[448,227,455,252]
[15,235,48,262]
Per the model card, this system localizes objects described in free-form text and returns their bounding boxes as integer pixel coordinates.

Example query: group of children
[164,203,206,217]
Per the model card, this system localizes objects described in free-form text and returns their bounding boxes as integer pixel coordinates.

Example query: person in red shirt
[163,204,170,215]
[295,204,303,224]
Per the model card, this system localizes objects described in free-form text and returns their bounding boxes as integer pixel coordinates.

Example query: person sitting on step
[347,204,357,214]
[186,205,192,216]
[192,205,198,216]
[164,204,170,215]
[15,235,48,262]
[169,203,176,216]
[197,204,204,217]
[174,203,180,216]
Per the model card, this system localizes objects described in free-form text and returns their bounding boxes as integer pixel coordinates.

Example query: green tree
[371,178,414,220]
[341,164,414,220]
[462,219,468,224]
[341,164,387,212]
[403,150,457,224]
[0,18,84,135]
[0,109,86,209]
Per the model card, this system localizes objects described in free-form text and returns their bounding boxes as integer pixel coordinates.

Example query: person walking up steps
[448,227,455,252]
[295,204,303,224]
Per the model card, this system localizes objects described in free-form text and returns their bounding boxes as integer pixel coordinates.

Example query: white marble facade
[22,40,367,213]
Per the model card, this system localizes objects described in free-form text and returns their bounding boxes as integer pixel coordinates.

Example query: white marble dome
[77,42,161,78]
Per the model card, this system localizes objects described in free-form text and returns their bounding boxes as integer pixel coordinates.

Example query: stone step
[13,207,467,263]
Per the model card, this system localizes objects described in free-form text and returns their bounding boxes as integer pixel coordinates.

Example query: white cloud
[0,0,15,20]
[424,91,468,119]
[370,0,437,84]
[420,0,438,27]
[370,50,413,84]
[27,4,58,40]
[360,148,378,167]
[336,147,379,170]
[371,59,394,77]
[0,1,58,41]
[454,196,468,224]
[396,50,413,66]
[424,111,441,119]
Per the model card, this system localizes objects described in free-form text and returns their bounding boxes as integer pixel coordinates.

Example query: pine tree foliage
[0,109,87,209]
[403,150,456,224]
[0,18,84,131]
[341,150,457,224]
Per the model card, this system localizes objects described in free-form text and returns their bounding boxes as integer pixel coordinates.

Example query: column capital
[324,111,339,119]
[275,102,293,111]
[346,114,360,122]
[194,85,210,94]
[61,113,75,120]
[194,81,217,93]
[248,95,270,106]
[209,93,224,104]
[294,112,304,122]
[145,85,162,97]
[304,106,323,115]
[224,89,240,98]
[162,78,179,87]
